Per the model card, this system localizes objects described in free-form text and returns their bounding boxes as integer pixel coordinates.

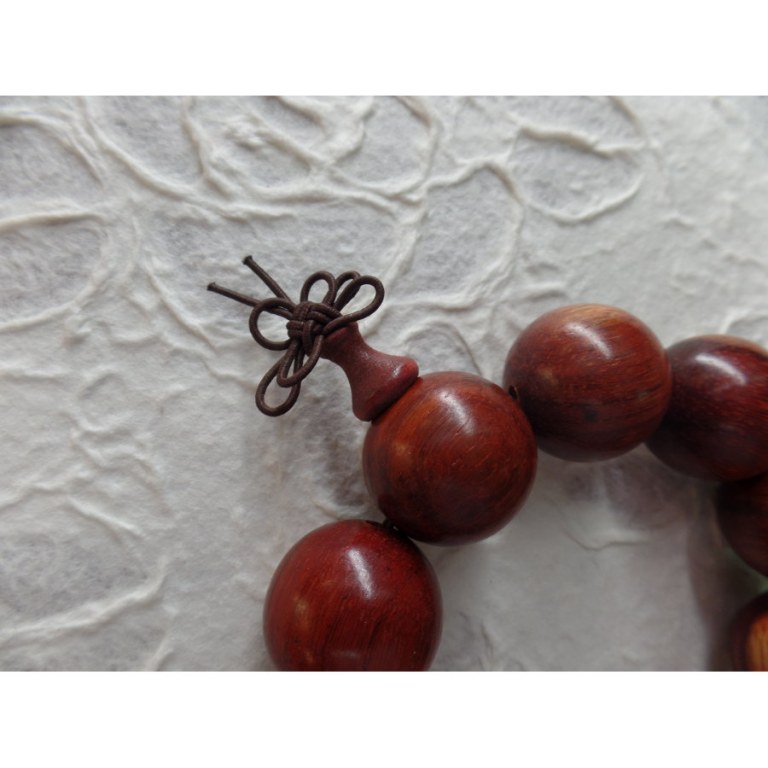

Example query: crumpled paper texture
[1,96,766,670]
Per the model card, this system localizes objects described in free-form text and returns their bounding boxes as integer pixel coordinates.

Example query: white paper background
[1,95,767,670]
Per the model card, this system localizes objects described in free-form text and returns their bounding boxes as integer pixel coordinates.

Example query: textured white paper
[1,96,767,670]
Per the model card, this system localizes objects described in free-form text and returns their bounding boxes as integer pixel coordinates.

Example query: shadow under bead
[502,304,672,462]
[646,335,768,481]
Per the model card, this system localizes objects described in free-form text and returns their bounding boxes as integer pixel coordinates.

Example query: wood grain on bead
[717,471,768,577]
[263,520,442,671]
[362,372,537,545]
[646,335,768,481]
[730,592,768,671]
[320,323,419,421]
[502,304,672,462]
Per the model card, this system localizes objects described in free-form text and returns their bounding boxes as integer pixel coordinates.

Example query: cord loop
[208,257,384,416]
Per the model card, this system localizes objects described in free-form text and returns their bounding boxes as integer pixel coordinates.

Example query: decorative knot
[286,301,342,353]
[208,256,384,416]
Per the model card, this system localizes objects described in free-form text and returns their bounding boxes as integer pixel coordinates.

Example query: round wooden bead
[730,592,768,671]
[263,520,442,671]
[362,371,537,545]
[502,304,672,461]
[717,471,768,577]
[646,335,768,481]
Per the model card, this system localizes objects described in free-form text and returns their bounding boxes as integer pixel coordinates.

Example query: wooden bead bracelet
[208,259,768,671]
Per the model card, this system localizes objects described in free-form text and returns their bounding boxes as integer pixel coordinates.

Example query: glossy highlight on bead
[363,372,537,545]
[263,520,442,671]
[208,258,768,672]
[646,335,768,481]
[503,304,672,461]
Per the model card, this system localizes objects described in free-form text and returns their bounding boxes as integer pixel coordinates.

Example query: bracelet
[209,259,768,671]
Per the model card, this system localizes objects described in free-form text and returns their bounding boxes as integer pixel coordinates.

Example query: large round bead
[730,592,768,671]
[502,304,672,461]
[646,335,768,481]
[362,371,537,545]
[717,471,768,577]
[263,520,442,671]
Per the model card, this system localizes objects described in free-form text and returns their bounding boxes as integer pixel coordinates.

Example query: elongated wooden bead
[321,323,419,421]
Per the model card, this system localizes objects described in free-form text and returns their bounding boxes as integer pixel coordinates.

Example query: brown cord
[208,256,385,416]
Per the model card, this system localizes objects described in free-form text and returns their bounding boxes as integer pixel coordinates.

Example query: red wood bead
[263,520,442,671]
[502,304,672,461]
[730,592,768,671]
[717,471,768,577]
[362,372,537,545]
[646,335,768,481]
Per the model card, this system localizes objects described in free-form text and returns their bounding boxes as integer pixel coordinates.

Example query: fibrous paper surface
[1,96,767,670]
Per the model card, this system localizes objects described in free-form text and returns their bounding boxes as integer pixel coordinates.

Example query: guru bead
[502,304,672,462]
[716,471,768,577]
[263,520,442,671]
[729,592,768,671]
[362,372,537,545]
[646,335,768,481]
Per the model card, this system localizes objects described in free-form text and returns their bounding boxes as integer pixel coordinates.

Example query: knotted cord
[208,256,385,416]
